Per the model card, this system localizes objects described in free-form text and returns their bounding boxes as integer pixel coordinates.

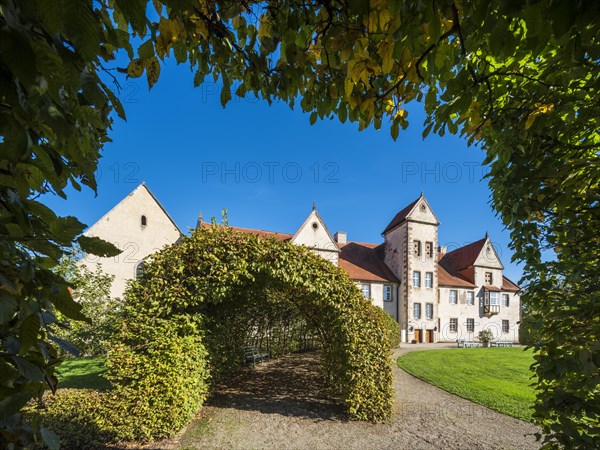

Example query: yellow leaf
[146,57,161,89]
[258,17,271,40]
[351,61,364,83]
[344,79,354,97]
[525,112,538,129]
[127,59,145,78]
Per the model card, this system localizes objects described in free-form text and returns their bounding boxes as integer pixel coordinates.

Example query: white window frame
[361,283,371,299]
[489,292,500,305]
[449,289,457,304]
[383,285,392,302]
[502,320,510,333]
[413,271,421,287]
[413,303,422,319]
[449,318,458,333]
[425,303,433,320]
[467,291,474,305]
[502,294,510,307]
[466,318,475,332]
[425,272,433,288]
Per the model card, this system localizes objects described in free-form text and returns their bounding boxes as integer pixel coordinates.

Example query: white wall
[438,286,521,342]
[80,185,181,299]
[355,281,398,321]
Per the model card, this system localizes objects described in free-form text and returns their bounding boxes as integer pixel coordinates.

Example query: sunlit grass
[397,348,536,421]
[55,357,111,390]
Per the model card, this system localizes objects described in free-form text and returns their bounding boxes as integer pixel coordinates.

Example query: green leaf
[390,121,399,141]
[49,335,80,358]
[138,39,154,59]
[77,236,121,257]
[0,392,34,420]
[49,216,86,242]
[114,0,148,35]
[11,356,45,382]
[220,83,232,107]
[19,313,40,356]
[52,287,87,322]
[0,295,18,324]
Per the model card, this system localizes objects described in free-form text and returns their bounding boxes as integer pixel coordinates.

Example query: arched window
[141,215,147,226]
[135,261,146,280]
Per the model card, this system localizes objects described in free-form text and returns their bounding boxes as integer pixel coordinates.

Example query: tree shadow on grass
[206,351,345,421]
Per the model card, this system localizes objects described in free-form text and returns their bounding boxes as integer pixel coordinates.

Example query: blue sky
[42,56,523,282]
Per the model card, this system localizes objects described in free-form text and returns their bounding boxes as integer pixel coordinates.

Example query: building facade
[83,184,521,343]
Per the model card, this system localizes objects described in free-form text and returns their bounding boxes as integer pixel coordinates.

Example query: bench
[243,346,270,366]
[496,341,513,347]
[457,340,480,348]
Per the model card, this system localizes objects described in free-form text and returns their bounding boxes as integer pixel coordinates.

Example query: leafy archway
[105,225,393,440]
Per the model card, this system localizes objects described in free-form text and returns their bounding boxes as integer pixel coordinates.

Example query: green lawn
[55,357,111,390]
[397,348,536,421]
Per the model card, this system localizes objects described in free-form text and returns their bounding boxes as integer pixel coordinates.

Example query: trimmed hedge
[35,316,210,446]
[39,226,394,443]
[379,309,401,349]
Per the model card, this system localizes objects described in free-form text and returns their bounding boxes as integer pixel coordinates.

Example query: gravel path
[169,350,540,450]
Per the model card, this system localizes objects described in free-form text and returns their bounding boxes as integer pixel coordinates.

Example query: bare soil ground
[160,350,540,450]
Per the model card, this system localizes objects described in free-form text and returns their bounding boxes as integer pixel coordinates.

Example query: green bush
[53,253,122,357]
[379,309,401,349]
[33,390,117,450]
[125,226,394,425]
[105,315,210,441]
[478,329,494,343]
[35,316,210,446]
[39,226,394,444]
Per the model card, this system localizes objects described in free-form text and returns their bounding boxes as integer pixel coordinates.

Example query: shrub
[54,254,122,357]
[478,329,494,343]
[378,308,401,348]
[33,390,117,450]
[40,226,394,444]
[105,315,210,441]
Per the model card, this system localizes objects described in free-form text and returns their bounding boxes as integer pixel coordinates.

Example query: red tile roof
[502,276,520,292]
[440,238,487,271]
[483,285,501,292]
[199,223,519,291]
[437,264,476,288]
[200,223,397,282]
[199,222,293,241]
[339,242,399,283]
[382,197,420,235]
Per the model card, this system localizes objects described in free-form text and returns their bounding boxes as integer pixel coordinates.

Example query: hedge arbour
[104,225,393,440]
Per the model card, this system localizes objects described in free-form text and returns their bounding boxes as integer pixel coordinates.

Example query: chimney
[334,231,347,245]
[438,245,447,256]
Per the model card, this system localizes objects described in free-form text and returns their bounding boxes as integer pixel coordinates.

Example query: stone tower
[382,193,440,343]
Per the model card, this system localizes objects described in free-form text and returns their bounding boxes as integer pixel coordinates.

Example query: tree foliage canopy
[1,0,599,448]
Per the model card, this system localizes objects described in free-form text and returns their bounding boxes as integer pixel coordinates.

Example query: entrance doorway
[426,330,434,343]
[414,329,422,343]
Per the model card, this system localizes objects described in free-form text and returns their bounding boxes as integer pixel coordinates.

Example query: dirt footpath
[168,351,540,450]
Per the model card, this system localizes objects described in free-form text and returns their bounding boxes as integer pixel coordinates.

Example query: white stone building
[83,184,521,343]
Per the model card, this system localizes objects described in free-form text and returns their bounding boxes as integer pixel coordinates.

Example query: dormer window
[141,215,147,226]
